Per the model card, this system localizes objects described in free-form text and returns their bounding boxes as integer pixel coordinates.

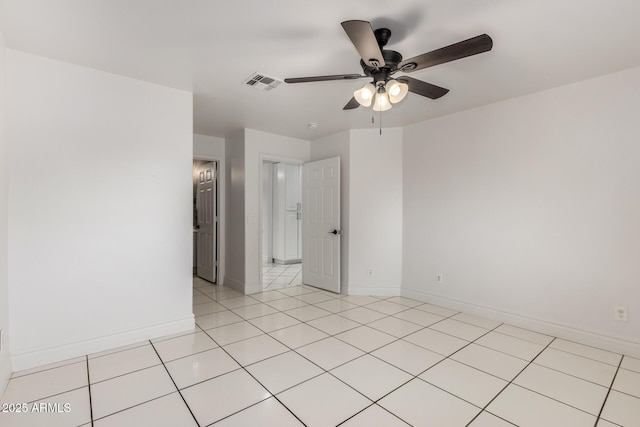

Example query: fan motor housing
[360,49,403,81]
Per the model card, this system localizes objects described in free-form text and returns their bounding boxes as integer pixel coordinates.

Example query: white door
[196,162,217,283]
[302,157,340,293]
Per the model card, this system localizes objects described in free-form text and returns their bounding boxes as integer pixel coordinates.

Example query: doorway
[193,159,219,283]
[261,160,303,290]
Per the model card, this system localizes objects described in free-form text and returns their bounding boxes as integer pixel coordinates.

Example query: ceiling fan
[285,20,493,111]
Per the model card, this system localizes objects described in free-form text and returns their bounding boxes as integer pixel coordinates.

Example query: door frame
[258,153,305,291]
[261,161,274,266]
[194,155,225,286]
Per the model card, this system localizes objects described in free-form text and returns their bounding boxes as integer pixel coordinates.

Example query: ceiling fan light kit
[373,90,392,112]
[386,79,409,104]
[285,19,493,112]
[354,83,375,107]
[353,78,408,110]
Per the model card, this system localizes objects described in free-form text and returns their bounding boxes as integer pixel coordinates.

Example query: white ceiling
[1,0,639,140]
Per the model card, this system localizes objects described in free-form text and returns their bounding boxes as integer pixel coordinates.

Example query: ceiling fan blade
[284,74,366,83]
[341,20,386,68]
[398,34,493,73]
[343,97,360,110]
[397,76,449,99]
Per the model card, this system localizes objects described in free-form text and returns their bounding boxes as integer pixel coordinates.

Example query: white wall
[311,130,351,292]
[244,129,309,294]
[6,50,194,369]
[193,133,225,159]
[349,128,403,295]
[0,28,11,394]
[310,128,403,296]
[224,130,246,291]
[402,66,640,356]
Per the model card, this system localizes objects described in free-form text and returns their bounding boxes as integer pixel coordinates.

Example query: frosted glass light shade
[354,83,375,107]
[373,92,391,111]
[386,79,409,104]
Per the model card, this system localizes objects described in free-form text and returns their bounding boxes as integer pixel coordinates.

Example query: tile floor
[1,279,639,426]
[262,262,303,290]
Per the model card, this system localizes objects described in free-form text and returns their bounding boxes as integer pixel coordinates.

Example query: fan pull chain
[371,111,383,135]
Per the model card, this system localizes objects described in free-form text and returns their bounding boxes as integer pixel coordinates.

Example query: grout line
[91,390,177,423]
[84,344,179,423]
[334,402,377,426]
[542,346,622,368]
[528,360,616,389]
[306,311,502,426]
[10,358,87,380]
[489,328,554,347]
[463,337,556,426]
[202,285,636,422]
[149,341,202,427]
[338,322,506,426]
[197,331,308,426]
[2,384,87,406]
[86,355,94,427]
[297,307,451,397]
[593,356,624,427]
[89,363,164,386]
[88,341,150,361]
[154,346,221,365]
[549,336,625,357]
[200,301,365,396]
[150,329,201,344]
[470,340,543,363]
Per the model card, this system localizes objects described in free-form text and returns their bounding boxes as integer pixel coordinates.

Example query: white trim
[223,276,245,293]
[11,316,194,371]
[402,288,640,358]
[0,351,11,397]
[245,285,263,295]
[349,286,402,297]
[340,281,349,295]
[193,155,225,286]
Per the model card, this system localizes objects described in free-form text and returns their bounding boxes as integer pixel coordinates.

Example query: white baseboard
[11,316,195,372]
[245,285,262,295]
[402,288,640,359]
[348,286,402,297]
[0,351,11,398]
[224,276,245,293]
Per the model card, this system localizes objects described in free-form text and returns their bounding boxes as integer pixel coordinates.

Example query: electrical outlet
[436,273,444,284]
[614,306,628,322]
[367,268,373,276]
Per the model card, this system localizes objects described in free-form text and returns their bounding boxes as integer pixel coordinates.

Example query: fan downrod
[374,28,392,48]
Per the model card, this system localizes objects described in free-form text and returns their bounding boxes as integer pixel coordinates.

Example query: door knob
[328,229,343,235]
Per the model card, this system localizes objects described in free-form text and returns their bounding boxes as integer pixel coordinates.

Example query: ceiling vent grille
[242,72,282,91]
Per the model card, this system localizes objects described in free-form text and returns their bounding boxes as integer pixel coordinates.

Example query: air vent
[242,72,282,91]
